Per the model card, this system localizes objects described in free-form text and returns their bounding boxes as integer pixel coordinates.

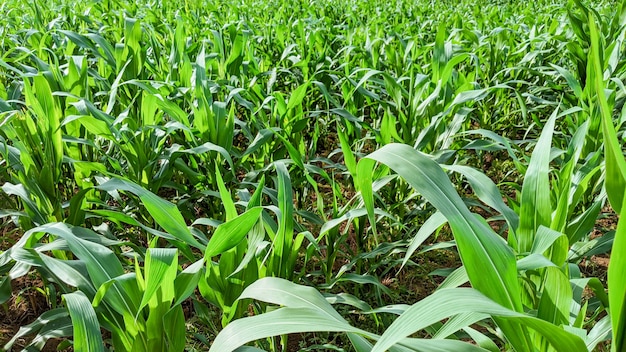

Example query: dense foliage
[0,0,625,351]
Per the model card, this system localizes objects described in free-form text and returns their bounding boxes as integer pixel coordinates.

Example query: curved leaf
[96,178,204,250]
[64,291,104,352]
[357,144,521,311]
[357,144,532,349]
[371,288,587,352]
[205,207,263,258]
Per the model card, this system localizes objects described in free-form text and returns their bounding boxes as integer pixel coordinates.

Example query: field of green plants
[1,0,625,350]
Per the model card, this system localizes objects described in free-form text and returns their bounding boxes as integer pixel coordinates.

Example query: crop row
[0,0,625,351]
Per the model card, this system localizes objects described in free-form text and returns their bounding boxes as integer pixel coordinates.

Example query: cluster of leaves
[0,0,625,351]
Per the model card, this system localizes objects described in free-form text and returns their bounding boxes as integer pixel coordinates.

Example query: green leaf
[371,288,587,352]
[205,207,263,258]
[402,212,447,269]
[608,194,626,352]
[516,254,557,271]
[216,168,237,221]
[11,248,95,296]
[431,312,490,339]
[550,64,583,98]
[238,277,344,321]
[536,267,572,326]
[164,305,186,352]
[357,144,533,350]
[64,291,104,352]
[97,178,204,250]
[357,144,521,310]
[3,308,72,351]
[337,122,358,179]
[438,265,469,289]
[517,110,557,253]
[210,307,364,352]
[26,223,140,320]
[286,81,310,113]
[138,248,178,314]
[269,162,295,278]
[589,15,626,213]
[443,165,519,231]
[173,259,204,307]
[335,273,391,296]
[588,16,626,352]
[177,142,235,174]
[0,276,10,304]
[210,278,369,351]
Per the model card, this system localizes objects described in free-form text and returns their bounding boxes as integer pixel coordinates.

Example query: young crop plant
[0,75,67,228]
[2,223,197,352]
[210,126,623,351]
[1,0,625,351]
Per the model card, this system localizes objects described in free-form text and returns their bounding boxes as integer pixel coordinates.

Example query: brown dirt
[0,219,71,351]
[0,274,72,351]
[286,333,306,351]
[579,206,618,283]
[396,243,462,302]
[1,222,19,250]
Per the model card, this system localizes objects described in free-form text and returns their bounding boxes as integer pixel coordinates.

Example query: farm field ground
[1,0,625,351]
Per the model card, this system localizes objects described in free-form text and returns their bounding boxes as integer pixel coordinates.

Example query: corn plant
[199,162,309,327]
[2,223,197,351]
[211,137,620,351]
[0,75,66,227]
[1,0,625,351]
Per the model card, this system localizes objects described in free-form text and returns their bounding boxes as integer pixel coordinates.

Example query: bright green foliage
[0,0,624,351]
